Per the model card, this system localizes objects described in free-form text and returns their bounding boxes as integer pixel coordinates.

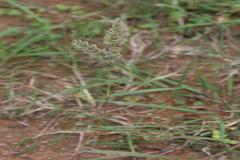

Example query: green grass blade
[111,87,182,97]
[4,0,48,25]
[81,149,178,159]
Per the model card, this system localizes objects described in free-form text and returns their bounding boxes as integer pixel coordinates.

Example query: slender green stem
[101,65,112,119]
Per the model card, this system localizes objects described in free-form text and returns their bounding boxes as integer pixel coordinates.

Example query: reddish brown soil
[0,17,25,31]
[0,117,85,160]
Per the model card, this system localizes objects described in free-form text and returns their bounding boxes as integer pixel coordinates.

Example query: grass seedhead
[72,18,129,65]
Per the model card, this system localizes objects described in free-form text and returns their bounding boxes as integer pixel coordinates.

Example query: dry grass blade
[72,63,96,107]
[129,30,152,64]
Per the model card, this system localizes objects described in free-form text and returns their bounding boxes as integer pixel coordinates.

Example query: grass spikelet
[72,18,129,64]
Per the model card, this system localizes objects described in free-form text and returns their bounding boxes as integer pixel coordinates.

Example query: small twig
[33,130,89,139]
[75,132,84,152]
[202,144,240,160]
[225,119,240,128]
[75,97,84,108]
[202,147,216,160]
[144,36,183,61]
[36,114,62,137]
[30,86,65,102]
[68,132,85,160]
